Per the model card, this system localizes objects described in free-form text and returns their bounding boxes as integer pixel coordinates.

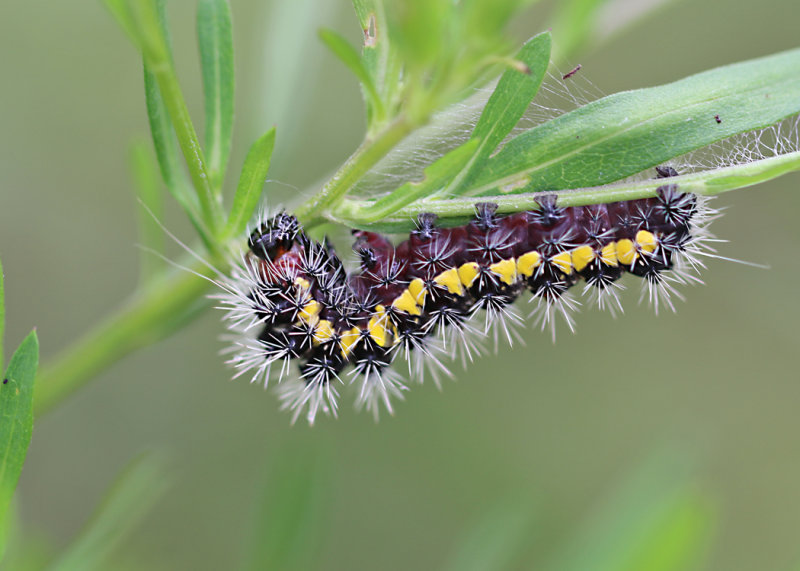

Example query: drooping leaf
[463,47,800,197]
[0,331,39,561]
[197,0,234,191]
[224,127,276,238]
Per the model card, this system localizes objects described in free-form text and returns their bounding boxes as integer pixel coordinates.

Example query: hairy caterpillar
[217,168,714,424]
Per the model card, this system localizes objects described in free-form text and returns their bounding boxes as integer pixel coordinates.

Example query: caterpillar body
[219,171,713,423]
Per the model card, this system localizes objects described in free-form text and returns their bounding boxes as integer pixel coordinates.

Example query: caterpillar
[217,168,714,424]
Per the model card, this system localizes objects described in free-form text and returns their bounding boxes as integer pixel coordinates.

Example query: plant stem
[293,116,414,225]
[34,259,221,416]
[333,151,800,231]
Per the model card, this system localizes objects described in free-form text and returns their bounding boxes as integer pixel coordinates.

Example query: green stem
[293,117,414,224]
[333,151,800,231]
[132,0,223,236]
[34,258,222,416]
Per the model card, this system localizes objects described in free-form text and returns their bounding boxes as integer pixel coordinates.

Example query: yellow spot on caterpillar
[299,300,320,323]
[616,239,637,265]
[489,258,517,285]
[313,320,334,344]
[458,262,480,288]
[392,289,422,315]
[434,267,464,295]
[600,242,619,266]
[516,251,541,277]
[408,278,428,305]
[339,327,361,357]
[368,306,389,347]
[571,245,595,272]
[636,230,658,253]
[294,277,311,290]
[552,251,573,274]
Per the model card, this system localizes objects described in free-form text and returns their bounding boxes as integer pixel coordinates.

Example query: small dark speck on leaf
[714,114,722,124]
[562,64,582,80]
[576,135,580,139]
[2,378,8,385]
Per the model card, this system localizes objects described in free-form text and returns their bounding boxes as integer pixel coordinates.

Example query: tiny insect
[562,64,582,80]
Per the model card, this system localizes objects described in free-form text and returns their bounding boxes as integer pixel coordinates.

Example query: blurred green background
[2,0,800,569]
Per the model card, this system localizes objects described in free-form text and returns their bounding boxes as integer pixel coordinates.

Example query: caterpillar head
[248,212,304,261]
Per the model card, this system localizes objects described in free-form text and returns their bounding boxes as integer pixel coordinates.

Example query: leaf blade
[319,28,384,121]
[197,0,234,191]
[466,48,800,196]
[0,331,39,561]
[349,138,480,223]
[444,31,551,196]
[224,127,277,238]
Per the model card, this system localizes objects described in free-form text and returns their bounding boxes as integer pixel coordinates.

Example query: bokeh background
[2,0,800,569]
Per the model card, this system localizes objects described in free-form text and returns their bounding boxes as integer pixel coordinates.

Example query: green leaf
[46,453,169,571]
[224,127,276,238]
[339,138,480,224]
[0,331,39,562]
[441,496,537,571]
[243,442,331,571]
[129,141,166,283]
[443,31,551,196]
[129,0,222,236]
[197,0,234,191]
[465,47,800,197]
[319,28,384,121]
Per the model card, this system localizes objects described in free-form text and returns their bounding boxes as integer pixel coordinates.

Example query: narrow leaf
[129,141,166,283]
[465,48,800,197]
[198,0,234,191]
[348,138,480,223]
[444,31,551,196]
[144,70,196,211]
[132,0,223,234]
[319,28,384,121]
[144,69,215,250]
[46,453,169,571]
[0,331,39,561]
[224,127,276,238]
